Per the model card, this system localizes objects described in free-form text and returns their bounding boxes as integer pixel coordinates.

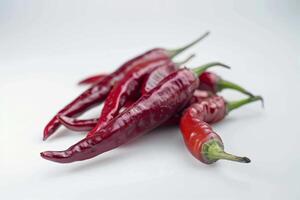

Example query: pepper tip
[241,157,251,163]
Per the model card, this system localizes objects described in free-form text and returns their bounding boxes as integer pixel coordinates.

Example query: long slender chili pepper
[79,70,252,97]
[199,71,253,96]
[58,90,212,131]
[78,74,107,85]
[62,66,252,131]
[87,55,195,137]
[43,32,210,140]
[180,95,262,164]
[40,63,227,163]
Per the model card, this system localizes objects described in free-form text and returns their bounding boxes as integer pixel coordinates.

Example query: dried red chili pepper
[199,71,253,96]
[43,32,209,140]
[40,63,226,163]
[58,90,212,131]
[87,55,195,137]
[80,70,251,97]
[61,68,252,131]
[180,95,262,164]
[78,74,107,85]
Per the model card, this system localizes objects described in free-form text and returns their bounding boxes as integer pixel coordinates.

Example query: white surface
[0,0,299,199]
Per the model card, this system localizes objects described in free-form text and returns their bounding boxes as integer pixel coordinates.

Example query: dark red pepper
[58,90,212,131]
[78,74,107,85]
[40,63,224,163]
[87,55,195,137]
[180,95,262,164]
[43,32,209,140]
[199,71,253,96]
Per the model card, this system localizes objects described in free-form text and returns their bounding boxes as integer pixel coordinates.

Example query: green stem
[193,62,230,76]
[218,79,254,97]
[175,54,196,66]
[227,95,264,113]
[167,31,210,58]
[203,140,251,164]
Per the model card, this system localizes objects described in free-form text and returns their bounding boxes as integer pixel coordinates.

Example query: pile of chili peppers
[41,32,263,165]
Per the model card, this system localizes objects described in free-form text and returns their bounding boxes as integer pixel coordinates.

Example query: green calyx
[217,79,254,97]
[192,62,231,76]
[167,31,210,58]
[227,95,264,113]
[202,139,251,164]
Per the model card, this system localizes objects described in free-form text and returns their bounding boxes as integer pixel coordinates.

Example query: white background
[0,0,299,199]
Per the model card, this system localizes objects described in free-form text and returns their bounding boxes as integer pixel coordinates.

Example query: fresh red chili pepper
[78,74,107,85]
[199,71,253,96]
[58,90,212,131]
[40,63,226,163]
[180,95,262,164]
[43,32,209,140]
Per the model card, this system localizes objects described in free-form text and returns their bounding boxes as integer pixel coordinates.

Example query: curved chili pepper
[199,71,253,96]
[58,90,212,131]
[79,69,251,97]
[78,74,107,85]
[180,95,262,164]
[43,32,209,140]
[40,63,226,163]
[87,55,195,137]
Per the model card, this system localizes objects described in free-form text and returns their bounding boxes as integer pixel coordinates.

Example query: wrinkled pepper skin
[88,60,174,137]
[180,111,222,164]
[180,96,228,163]
[198,71,220,93]
[41,68,199,163]
[141,62,178,94]
[58,90,212,131]
[180,95,251,164]
[43,49,170,140]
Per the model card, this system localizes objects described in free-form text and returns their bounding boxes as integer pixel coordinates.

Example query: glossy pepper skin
[57,62,230,133]
[88,60,174,137]
[199,71,253,96]
[180,95,262,164]
[43,32,210,140]
[141,62,178,95]
[58,90,212,131]
[43,49,170,140]
[41,68,200,163]
[78,74,107,85]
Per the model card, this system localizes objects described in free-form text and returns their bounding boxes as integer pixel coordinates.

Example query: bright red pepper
[40,63,225,163]
[43,32,209,140]
[180,95,262,164]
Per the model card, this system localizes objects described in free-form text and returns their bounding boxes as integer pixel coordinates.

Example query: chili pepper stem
[193,62,231,76]
[167,32,210,58]
[202,140,251,164]
[217,79,254,97]
[175,54,196,66]
[227,95,264,113]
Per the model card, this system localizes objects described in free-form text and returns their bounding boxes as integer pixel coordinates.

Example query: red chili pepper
[78,74,107,85]
[199,71,253,96]
[40,63,226,163]
[87,55,195,137]
[43,32,209,140]
[58,90,212,131]
[80,70,251,97]
[180,95,262,164]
